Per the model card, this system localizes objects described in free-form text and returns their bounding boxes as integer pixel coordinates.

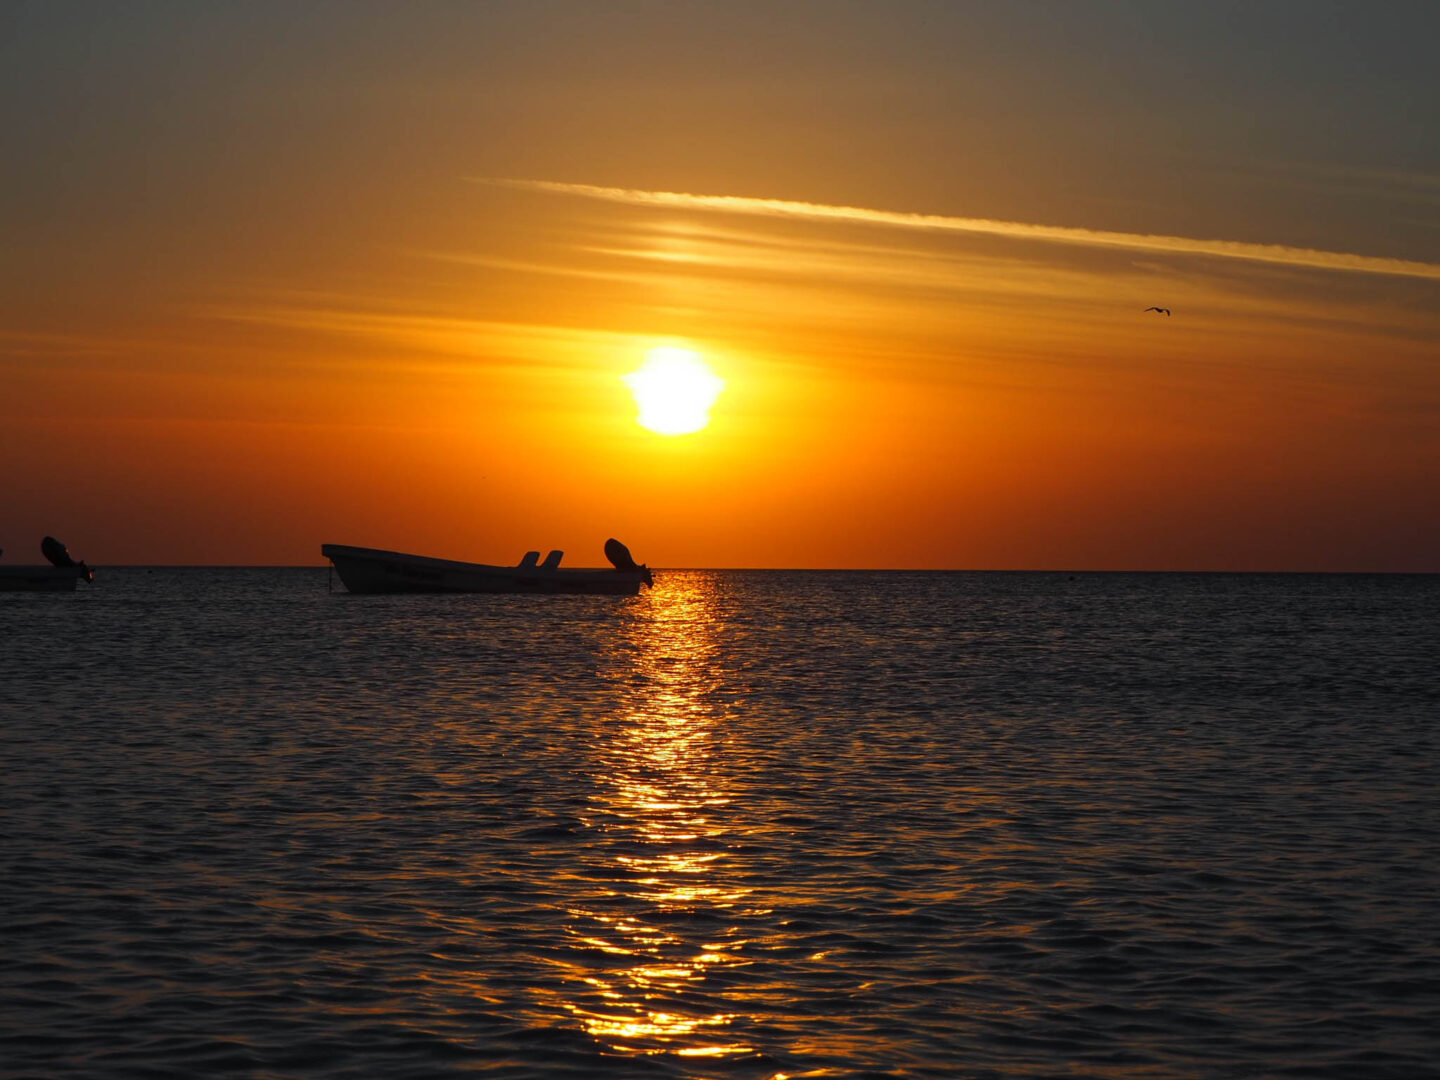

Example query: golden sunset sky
[3,2,1437,569]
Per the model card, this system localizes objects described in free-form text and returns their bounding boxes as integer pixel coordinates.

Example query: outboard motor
[42,536,77,567]
[604,541,656,593]
[604,538,637,569]
[604,537,653,588]
[42,536,93,583]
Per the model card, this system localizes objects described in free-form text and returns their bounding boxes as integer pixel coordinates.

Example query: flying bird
[1143,307,1171,316]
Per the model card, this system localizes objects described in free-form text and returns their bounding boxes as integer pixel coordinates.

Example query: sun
[623,347,724,435]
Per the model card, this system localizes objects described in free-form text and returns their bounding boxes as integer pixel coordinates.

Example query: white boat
[321,538,654,595]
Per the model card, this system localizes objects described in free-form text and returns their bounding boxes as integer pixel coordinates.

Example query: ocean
[2,569,1437,1079]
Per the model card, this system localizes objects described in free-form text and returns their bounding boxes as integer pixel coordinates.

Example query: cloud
[482,179,1440,281]
[210,303,660,373]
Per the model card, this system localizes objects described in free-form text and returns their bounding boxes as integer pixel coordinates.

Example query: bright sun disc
[623,347,724,435]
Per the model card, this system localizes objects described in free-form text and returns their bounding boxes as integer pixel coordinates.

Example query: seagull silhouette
[1143,307,1171,316]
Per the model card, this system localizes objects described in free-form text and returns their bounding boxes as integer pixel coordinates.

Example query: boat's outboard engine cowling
[42,536,77,567]
[605,538,638,570]
[605,537,652,588]
[41,536,93,583]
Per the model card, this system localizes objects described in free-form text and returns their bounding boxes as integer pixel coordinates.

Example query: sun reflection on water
[559,574,759,1061]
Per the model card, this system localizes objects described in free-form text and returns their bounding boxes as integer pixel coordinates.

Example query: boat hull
[0,566,90,592]
[321,544,652,596]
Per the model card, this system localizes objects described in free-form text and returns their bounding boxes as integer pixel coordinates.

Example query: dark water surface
[2,569,1437,1079]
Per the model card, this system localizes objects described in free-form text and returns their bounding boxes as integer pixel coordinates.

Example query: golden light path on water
[560,576,765,1066]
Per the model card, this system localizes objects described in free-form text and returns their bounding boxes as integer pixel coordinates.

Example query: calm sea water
[2,569,1437,1079]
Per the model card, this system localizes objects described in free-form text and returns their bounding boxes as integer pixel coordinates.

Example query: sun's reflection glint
[556,574,759,1060]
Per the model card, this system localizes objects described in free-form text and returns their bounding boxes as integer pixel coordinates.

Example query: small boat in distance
[0,536,94,592]
[321,538,654,595]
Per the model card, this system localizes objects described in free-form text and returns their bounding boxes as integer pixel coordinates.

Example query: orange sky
[3,4,1438,569]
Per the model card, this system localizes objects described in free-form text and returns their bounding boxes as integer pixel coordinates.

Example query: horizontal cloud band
[484,179,1440,281]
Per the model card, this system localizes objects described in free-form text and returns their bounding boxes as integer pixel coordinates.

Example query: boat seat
[518,551,540,568]
[541,550,563,569]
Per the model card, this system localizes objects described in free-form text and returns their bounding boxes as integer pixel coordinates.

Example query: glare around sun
[623,347,724,435]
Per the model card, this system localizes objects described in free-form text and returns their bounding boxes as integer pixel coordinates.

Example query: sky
[3,0,1438,569]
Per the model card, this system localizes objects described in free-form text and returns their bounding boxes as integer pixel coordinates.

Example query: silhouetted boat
[0,536,94,592]
[321,538,654,595]
[0,565,94,592]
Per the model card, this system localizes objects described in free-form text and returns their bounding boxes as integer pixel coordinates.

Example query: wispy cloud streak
[485,179,1440,281]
